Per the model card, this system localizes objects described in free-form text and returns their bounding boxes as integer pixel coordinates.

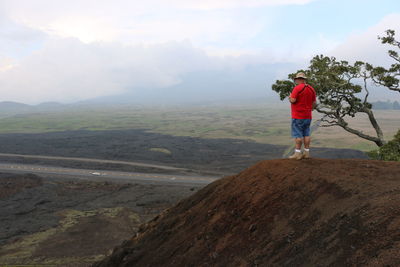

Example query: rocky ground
[0,172,202,266]
[0,129,367,175]
[94,158,400,267]
[0,130,371,266]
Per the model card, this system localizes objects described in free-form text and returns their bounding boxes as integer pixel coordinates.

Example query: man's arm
[312,89,317,109]
[289,85,299,103]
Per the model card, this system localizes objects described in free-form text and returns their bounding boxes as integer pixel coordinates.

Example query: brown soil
[93,158,400,267]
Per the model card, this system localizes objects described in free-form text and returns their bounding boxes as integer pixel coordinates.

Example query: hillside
[93,158,400,267]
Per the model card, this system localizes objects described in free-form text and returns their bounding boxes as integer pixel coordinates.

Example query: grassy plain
[0,103,397,152]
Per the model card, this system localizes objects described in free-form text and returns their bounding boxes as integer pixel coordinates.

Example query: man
[288,72,317,160]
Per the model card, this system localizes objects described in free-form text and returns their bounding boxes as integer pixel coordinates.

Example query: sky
[0,0,400,104]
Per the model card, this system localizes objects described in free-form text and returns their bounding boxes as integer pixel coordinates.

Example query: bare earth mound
[93,158,400,267]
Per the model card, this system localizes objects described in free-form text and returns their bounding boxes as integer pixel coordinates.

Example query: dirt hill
[93,158,400,267]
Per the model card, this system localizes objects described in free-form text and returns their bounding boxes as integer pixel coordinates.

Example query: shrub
[368,129,400,161]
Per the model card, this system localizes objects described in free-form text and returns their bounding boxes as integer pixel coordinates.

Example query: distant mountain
[80,62,293,106]
[0,101,67,117]
[0,101,30,109]
[35,102,64,109]
[371,100,400,110]
[0,101,32,115]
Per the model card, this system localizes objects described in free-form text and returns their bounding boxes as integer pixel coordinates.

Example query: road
[0,163,219,185]
[0,153,187,171]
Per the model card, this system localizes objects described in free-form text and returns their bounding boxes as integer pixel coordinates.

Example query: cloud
[144,0,317,10]
[0,35,296,104]
[2,1,398,104]
[0,38,222,103]
[327,13,400,101]
[1,0,313,48]
[330,13,400,66]
[0,0,299,105]
[2,0,316,15]
[0,55,15,71]
[0,16,47,58]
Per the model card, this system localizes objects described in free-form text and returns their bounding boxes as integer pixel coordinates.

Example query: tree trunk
[363,107,386,146]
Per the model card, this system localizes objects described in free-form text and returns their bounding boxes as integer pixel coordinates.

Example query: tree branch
[315,106,335,116]
[336,117,385,147]
[316,104,386,147]
[371,76,400,92]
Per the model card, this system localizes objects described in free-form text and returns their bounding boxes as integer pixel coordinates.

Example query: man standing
[288,72,317,160]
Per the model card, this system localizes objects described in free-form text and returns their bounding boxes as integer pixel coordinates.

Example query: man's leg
[289,137,303,159]
[301,119,312,159]
[295,138,303,150]
[289,119,303,160]
[302,136,311,158]
[304,136,311,149]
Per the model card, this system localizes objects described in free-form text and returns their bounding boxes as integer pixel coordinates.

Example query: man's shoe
[289,151,303,160]
[302,150,311,159]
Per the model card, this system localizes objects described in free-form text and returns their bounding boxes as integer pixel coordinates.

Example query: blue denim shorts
[291,118,312,138]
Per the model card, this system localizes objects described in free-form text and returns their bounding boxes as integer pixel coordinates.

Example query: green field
[0,103,397,152]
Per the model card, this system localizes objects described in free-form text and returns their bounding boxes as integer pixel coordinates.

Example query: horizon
[1,96,400,108]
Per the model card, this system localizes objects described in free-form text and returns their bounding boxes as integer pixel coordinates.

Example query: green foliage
[368,129,400,161]
[371,29,400,92]
[271,54,377,143]
[271,79,296,101]
[272,55,370,118]
[271,29,400,148]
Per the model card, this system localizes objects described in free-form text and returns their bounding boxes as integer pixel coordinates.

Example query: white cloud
[0,34,296,104]
[327,13,400,101]
[146,0,316,10]
[0,37,226,103]
[2,0,398,104]
[0,55,15,71]
[1,0,311,47]
[330,13,400,66]
[0,16,47,58]
[0,0,294,104]
[3,0,316,15]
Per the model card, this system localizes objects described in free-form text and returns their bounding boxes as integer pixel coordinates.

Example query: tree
[272,29,400,148]
[368,129,400,161]
[370,29,400,93]
[272,56,385,147]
